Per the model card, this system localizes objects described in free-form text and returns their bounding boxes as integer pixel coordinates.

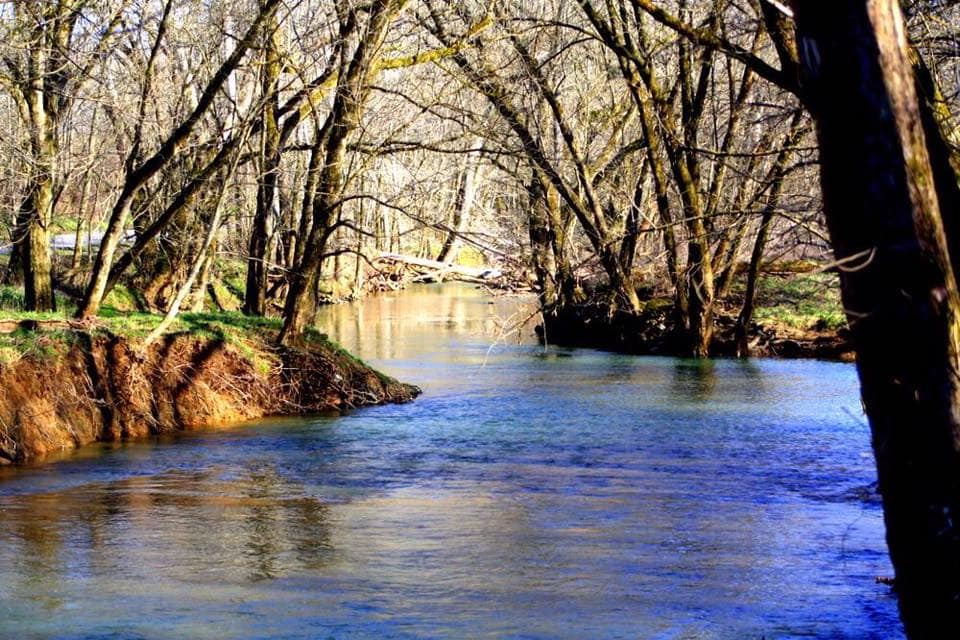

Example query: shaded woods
[1,0,960,635]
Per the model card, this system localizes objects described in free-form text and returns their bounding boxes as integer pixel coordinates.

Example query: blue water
[0,284,903,638]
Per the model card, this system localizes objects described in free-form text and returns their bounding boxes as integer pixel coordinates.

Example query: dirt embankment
[0,330,419,464]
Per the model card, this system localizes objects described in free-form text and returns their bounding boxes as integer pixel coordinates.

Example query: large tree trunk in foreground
[794,1,960,634]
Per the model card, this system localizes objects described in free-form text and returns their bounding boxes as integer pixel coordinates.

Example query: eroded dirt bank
[0,329,419,464]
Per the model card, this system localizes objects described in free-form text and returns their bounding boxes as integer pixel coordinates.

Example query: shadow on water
[670,358,718,403]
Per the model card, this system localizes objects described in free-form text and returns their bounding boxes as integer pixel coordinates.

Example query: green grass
[0,298,278,362]
[0,285,77,315]
[208,280,242,311]
[0,305,366,378]
[750,272,847,331]
[0,284,155,336]
[102,284,143,313]
[0,260,381,376]
[0,286,24,311]
[0,314,274,380]
[173,312,284,374]
[0,326,81,364]
[216,258,248,306]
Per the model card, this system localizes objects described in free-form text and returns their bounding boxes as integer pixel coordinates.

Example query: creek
[0,283,902,638]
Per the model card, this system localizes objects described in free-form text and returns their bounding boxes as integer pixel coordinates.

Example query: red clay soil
[0,331,418,464]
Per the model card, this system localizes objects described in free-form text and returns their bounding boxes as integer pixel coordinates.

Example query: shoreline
[0,286,854,465]
[0,318,419,465]
[538,303,855,362]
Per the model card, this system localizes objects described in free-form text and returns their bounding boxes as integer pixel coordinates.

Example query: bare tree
[0,0,126,310]
[279,0,410,343]
[75,0,282,319]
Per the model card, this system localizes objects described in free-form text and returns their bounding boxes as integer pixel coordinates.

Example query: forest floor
[722,268,851,360]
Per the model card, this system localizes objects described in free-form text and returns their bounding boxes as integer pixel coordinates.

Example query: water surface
[0,284,902,638]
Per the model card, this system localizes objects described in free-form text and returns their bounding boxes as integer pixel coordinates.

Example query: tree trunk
[437,145,481,264]
[684,237,714,358]
[22,176,56,312]
[912,52,960,282]
[70,114,100,273]
[539,177,579,307]
[735,110,807,356]
[527,177,559,309]
[76,0,279,319]
[620,163,649,275]
[735,214,772,358]
[279,0,403,345]
[794,1,960,633]
[22,38,57,312]
[144,168,234,346]
[4,196,29,286]
[244,4,282,316]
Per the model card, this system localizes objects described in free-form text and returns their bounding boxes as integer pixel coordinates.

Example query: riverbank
[0,313,419,464]
[538,303,853,361]
[536,270,854,361]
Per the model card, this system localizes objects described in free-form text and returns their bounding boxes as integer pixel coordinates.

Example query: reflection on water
[322,282,535,363]
[0,284,901,638]
[670,359,719,403]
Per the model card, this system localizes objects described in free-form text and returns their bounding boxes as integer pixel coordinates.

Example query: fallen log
[373,251,503,282]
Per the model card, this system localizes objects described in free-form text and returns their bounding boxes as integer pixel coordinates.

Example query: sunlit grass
[751,272,846,331]
[0,299,353,378]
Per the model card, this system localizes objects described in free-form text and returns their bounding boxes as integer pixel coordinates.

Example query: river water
[0,284,903,638]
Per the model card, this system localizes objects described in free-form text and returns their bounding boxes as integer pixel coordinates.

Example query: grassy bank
[0,307,419,464]
[743,270,846,333]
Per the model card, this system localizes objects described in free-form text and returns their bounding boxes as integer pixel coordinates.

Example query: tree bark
[144,167,235,346]
[527,178,558,309]
[437,144,481,264]
[429,8,640,313]
[22,175,55,312]
[793,1,960,633]
[735,110,807,356]
[76,0,280,319]
[244,3,283,316]
[21,24,58,312]
[684,237,714,358]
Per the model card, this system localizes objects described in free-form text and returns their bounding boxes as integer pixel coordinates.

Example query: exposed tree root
[0,329,419,463]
